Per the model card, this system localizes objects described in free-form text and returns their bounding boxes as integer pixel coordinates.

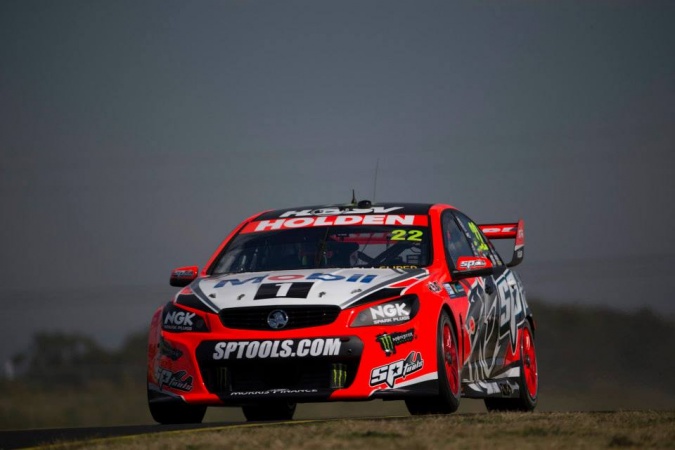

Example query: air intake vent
[219,305,341,330]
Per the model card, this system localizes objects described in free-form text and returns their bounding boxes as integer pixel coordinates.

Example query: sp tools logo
[458,258,487,270]
[173,269,196,278]
[376,329,415,356]
[370,351,424,388]
[155,368,193,392]
[212,338,341,360]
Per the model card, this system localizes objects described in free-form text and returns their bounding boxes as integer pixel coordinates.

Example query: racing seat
[327,241,359,268]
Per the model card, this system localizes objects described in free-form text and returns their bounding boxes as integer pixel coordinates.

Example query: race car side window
[453,211,504,267]
[441,210,475,267]
[486,238,505,267]
[453,211,490,258]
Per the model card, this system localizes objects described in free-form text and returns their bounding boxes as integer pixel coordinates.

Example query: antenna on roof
[373,158,379,204]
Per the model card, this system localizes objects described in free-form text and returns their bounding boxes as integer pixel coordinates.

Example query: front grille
[201,360,358,393]
[219,305,341,330]
[196,336,364,395]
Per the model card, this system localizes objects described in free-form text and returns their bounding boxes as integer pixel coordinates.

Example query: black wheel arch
[526,314,536,335]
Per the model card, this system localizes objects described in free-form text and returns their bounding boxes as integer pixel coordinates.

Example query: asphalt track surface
[0,422,245,449]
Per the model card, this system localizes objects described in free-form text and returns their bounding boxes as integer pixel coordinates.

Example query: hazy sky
[1,1,674,355]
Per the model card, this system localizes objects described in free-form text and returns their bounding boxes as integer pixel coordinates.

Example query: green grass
[2,376,675,431]
[41,411,675,449]
[2,379,674,449]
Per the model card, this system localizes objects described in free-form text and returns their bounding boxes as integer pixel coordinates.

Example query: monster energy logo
[377,334,396,355]
[331,363,348,389]
[376,329,415,356]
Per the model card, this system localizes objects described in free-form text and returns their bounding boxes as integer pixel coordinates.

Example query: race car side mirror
[451,266,495,280]
[451,256,494,280]
[170,265,199,287]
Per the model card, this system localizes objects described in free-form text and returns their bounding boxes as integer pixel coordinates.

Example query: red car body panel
[148,202,535,416]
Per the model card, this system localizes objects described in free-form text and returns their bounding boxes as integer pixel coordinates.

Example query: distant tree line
[8,331,147,385]
[533,301,675,396]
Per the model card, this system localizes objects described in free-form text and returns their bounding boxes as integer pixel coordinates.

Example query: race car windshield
[211,225,431,274]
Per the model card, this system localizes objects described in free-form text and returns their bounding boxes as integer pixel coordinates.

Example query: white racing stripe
[192,268,427,310]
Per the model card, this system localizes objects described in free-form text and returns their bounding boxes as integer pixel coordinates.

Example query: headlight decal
[350,295,419,327]
[175,284,218,313]
[340,268,429,308]
[347,288,403,307]
[161,303,209,332]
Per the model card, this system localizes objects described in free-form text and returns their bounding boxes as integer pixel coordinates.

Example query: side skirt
[461,367,521,399]
[371,378,440,400]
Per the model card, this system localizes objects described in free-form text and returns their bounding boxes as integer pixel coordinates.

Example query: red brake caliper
[522,328,538,397]
[443,324,459,395]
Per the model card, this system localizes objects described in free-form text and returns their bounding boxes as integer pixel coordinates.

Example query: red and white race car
[147,201,537,423]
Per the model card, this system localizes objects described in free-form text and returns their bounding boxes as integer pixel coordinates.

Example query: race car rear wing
[479,219,524,268]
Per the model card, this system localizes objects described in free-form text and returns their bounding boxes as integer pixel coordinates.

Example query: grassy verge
[3,376,675,430]
[45,411,675,449]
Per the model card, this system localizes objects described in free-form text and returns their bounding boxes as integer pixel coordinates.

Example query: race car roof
[256,202,436,220]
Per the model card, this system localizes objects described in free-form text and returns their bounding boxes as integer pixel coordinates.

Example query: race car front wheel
[148,395,207,424]
[242,401,297,421]
[484,320,538,412]
[405,310,460,415]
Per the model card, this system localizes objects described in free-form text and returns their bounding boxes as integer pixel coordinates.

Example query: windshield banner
[241,215,429,233]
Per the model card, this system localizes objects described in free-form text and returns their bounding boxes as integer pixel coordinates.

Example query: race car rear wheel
[405,310,460,415]
[484,320,538,412]
[148,397,207,424]
[242,401,297,421]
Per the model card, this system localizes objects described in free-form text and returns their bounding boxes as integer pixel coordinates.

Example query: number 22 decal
[391,229,423,241]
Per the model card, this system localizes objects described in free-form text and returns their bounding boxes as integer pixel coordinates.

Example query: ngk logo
[164,311,195,326]
[370,303,410,321]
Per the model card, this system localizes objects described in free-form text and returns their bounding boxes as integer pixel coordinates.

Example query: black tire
[484,320,538,412]
[242,401,297,421]
[405,310,461,415]
[148,395,207,424]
